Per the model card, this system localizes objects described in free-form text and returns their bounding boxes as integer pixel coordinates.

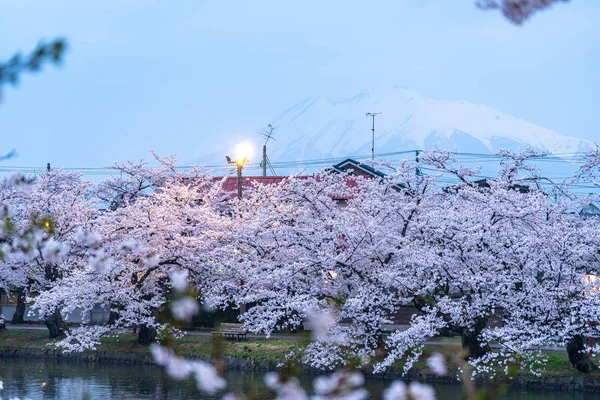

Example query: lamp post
[226,145,252,316]
[225,155,248,199]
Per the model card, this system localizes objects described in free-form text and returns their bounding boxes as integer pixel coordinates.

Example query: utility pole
[415,150,421,177]
[366,112,381,160]
[262,144,267,177]
[259,124,275,177]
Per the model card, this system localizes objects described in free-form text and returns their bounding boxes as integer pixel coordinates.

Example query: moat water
[1,359,599,399]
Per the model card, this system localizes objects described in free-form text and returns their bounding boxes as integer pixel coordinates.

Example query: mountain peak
[188,87,592,174]
[266,86,591,162]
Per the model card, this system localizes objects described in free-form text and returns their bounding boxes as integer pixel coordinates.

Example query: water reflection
[1,359,599,399]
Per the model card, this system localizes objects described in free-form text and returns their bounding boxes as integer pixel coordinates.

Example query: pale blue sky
[1,0,599,169]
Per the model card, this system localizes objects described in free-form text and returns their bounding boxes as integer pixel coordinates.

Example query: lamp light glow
[234,142,253,164]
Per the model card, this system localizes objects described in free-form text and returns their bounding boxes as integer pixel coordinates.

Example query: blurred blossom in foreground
[306,309,336,342]
[265,372,308,400]
[313,372,367,400]
[190,361,227,394]
[169,269,189,292]
[383,381,436,400]
[151,344,226,394]
[383,381,407,400]
[426,353,447,376]
[408,382,436,400]
[171,298,200,321]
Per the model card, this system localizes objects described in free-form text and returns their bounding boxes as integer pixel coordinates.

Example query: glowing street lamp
[226,143,253,316]
[226,142,253,200]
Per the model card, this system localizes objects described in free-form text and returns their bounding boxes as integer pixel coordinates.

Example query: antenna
[366,112,381,160]
[258,124,276,177]
[259,124,276,146]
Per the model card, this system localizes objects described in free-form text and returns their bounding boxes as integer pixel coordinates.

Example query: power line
[0,150,594,177]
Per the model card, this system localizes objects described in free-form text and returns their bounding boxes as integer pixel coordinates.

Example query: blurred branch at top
[0,149,17,162]
[0,38,67,161]
[0,38,67,87]
[476,0,570,25]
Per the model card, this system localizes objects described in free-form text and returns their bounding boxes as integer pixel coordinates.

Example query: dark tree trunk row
[0,289,5,330]
[460,319,491,360]
[44,308,67,338]
[567,335,598,373]
[137,324,156,345]
[11,289,26,324]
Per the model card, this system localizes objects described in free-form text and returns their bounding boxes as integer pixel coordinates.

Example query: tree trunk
[108,305,120,325]
[137,324,156,346]
[11,290,26,324]
[567,335,598,373]
[44,308,67,338]
[0,289,6,330]
[0,305,5,331]
[461,318,491,360]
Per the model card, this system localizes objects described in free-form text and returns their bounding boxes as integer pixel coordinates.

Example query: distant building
[581,202,600,218]
[214,158,395,203]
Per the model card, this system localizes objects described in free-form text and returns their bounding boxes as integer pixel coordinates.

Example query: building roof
[330,158,407,190]
[330,159,387,178]
[472,178,530,193]
[216,176,291,193]
[212,159,396,201]
[214,175,357,201]
[581,202,600,217]
[444,178,531,194]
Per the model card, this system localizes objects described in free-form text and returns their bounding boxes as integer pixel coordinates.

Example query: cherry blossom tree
[205,149,600,375]
[33,153,232,349]
[13,148,600,377]
[0,170,97,337]
[377,151,600,374]
[201,162,449,370]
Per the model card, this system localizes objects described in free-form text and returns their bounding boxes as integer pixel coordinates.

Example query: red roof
[213,175,358,201]
[216,176,290,192]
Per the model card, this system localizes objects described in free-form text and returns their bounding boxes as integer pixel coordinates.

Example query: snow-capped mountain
[190,85,592,173]
[267,85,591,162]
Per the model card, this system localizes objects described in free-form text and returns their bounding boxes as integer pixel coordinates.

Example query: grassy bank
[2,329,600,386]
[0,329,302,361]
